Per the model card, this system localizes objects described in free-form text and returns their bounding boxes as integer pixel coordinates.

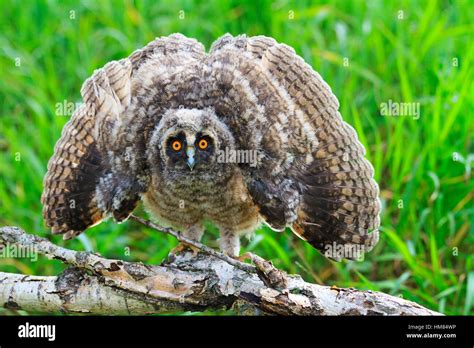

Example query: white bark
[0,226,442,315]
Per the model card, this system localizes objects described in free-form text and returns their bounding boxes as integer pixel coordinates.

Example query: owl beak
[186,147,195,171]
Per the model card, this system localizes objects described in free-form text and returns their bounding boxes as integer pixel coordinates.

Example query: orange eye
[198,139,208,150]
[171,140,182,151]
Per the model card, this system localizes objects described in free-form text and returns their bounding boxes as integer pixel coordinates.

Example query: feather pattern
[42,33,380,259]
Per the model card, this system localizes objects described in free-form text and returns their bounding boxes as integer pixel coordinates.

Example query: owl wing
[41,34,205,239]
[209,35,380,260]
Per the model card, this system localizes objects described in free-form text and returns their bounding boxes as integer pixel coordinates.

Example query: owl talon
[169,243,186,255]
[224,252,254,263]
[188,244,200,257]
[235,252,254,263]
[169,242,200,257]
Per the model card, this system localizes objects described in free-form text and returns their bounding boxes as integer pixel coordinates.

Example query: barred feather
[42,33,380,261]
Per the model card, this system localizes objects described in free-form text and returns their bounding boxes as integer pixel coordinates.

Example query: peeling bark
[0,226,441,315]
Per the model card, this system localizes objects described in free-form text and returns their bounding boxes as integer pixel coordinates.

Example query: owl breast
[142,168,261,233]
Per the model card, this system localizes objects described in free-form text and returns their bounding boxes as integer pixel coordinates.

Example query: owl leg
[170,224,204,257]
[219,229,240,257]
[184,224,205,241]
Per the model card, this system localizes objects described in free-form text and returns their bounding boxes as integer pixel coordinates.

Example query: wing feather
[41,34,205,239]
[210,34,381,260]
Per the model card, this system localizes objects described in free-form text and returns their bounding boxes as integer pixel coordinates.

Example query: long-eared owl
[42,34,381,260]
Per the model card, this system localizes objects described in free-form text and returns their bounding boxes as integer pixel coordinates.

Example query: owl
[41,34,381,260]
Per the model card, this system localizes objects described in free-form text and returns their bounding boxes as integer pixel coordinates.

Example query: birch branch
[0,226,441,315]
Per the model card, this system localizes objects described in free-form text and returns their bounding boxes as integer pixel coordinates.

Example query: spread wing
[209,34,381,260]
[42,32,380,260]
[41,34,205,239]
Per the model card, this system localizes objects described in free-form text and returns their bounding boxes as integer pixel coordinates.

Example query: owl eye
[198,139,208,150]
[171,140,182,151]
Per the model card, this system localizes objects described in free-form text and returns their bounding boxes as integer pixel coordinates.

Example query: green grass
[0,0,473,315]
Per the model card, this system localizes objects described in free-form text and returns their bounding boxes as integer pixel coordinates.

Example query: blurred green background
[0,0,473,315]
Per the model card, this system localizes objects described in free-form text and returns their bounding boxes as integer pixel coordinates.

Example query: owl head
[148,108,235,179]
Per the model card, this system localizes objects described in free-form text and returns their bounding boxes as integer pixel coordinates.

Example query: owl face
[148,108,235,179]
[165,129,215,171]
